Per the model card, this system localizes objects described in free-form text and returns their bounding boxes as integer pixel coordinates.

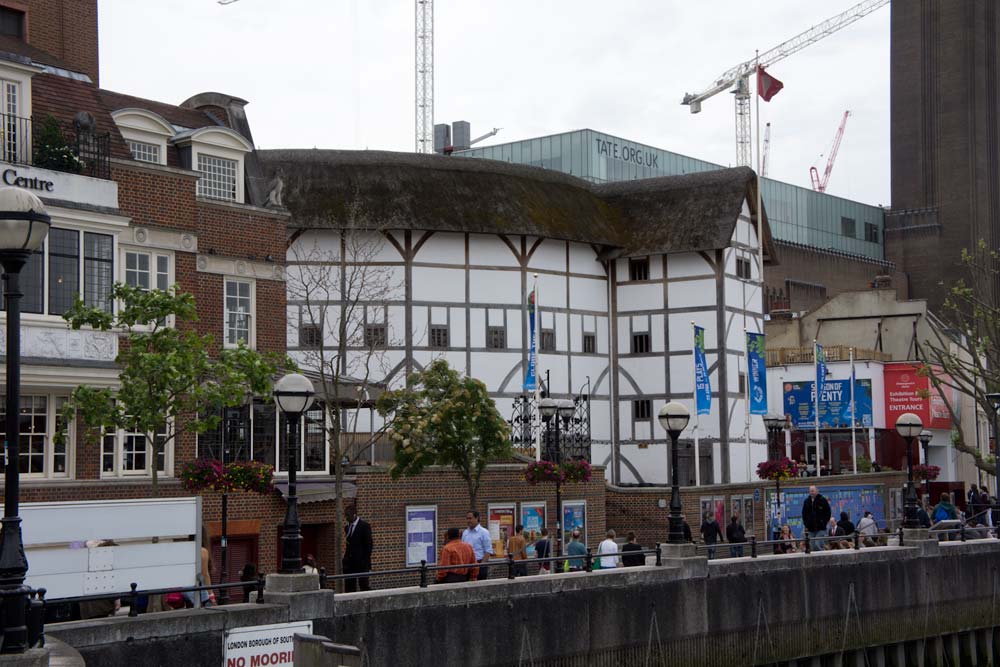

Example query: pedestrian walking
[566,530,587,571]
[534,528,552,573]
[801,485,832,551]
[343,506,373,592]
[437,528,478,583]
[597,529,621,569]
[837,511,855,537]
[700,512,723,560]
[726,513,747,558]
[507,524,528,577]
[621,531,645,567]
[857,511,878,546]
[462,510,495,580]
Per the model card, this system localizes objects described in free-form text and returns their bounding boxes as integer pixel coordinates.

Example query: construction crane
[415,0,434,153]
[810,111,851,193]
[761,123,771,177]
[680,0,888,168]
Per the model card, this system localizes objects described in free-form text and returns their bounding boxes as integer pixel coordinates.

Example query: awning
[274,480,356,505]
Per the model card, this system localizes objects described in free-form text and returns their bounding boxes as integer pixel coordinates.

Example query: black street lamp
[658,401,690,544]
[538,398,562,557]
[0,188,50,654]
[918,430,932,467]
[273,373,315,574]
[895,412,923,530]
[217,400,249,604]
[762,413,786,538]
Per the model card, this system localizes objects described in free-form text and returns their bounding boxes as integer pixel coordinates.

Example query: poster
[405,505,437,566]
[765,484,886,539]
[746,332,768,416]
[699,497,725,525]
[784,379,873,429]
[562,500,586,547]
[488,503,516,557]
[521,502,546,558]
[884,363,952,430]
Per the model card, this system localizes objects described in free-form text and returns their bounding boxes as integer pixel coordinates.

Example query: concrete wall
[48,539,1000,667]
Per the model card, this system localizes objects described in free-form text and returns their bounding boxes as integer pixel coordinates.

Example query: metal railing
[0,112,111,179]
[45,576,268,621]
[766,345,891,366]
[319,547,664,590]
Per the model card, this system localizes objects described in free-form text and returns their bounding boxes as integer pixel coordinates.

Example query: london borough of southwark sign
[223,621,312,667]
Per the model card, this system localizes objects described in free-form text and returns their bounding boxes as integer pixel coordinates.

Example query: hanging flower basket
[181,459,275,494]
[523,459,592,485]
[912,464,941,482]
[756,457,799,482]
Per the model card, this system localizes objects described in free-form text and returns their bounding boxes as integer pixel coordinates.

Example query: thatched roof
[259,149,776,260]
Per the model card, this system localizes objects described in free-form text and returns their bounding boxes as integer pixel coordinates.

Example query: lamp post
[217,399,249,605]
[762,413,786,539]
[895,412,923,530]
[0,188,50,653]
[273,373,315,574]
[658,402,690,544]
[918,429,932,509]
[538,398,561,557]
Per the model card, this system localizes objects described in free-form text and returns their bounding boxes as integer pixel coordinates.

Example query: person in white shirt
[597,529,621,569]
[856,511,878,547]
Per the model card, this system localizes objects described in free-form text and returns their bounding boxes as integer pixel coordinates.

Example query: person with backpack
[932,492,958,523]
[726,514,747,558]
[700,512,724,560]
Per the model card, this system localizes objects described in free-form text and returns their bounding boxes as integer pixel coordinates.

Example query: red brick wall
[606,471,909,545]
[23,0,100,84]
[354,464,608,587]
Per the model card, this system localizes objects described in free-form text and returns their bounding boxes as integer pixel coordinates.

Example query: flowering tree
[377,359,511,510]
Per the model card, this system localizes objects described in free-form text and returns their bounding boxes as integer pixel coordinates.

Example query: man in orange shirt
[437,527,478,584]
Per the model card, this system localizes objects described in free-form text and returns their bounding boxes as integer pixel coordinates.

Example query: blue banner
[816,343,827,391]
[746,332,767,415]
[783,379,874,429]
[765,484,886,539]
[694,325,711,415]
[523,288,537,391]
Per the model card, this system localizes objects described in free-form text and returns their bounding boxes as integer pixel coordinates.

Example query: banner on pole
[523,288,537,391]
[694,325,712,415]
[746,332,768,415]
[815,342,827,390]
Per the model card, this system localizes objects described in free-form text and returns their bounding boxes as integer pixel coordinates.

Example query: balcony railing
[766,345,892,366]
[0,112,111,180]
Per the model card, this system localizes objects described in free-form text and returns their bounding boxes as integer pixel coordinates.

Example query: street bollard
[805,535,812,554]
[419,560,429,588]
[507,554,515,580]
[584,548,593,573]
[750,536,757,558]
[854,532,860,550]
[128,582,139,617]
[318,567,327,589]
[655,543,662,567]
[256,574,266,603]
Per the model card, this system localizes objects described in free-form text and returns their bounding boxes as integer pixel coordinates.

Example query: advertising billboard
[883,363,952,430]
[765,484,886,539]
[783,379,873,429]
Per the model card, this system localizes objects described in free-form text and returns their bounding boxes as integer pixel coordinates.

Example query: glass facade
[457,129,885,260]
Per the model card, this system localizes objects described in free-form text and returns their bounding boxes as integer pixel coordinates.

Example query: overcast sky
[99,0,890,206]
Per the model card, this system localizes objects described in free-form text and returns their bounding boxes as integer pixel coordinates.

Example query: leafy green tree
[60,283,290,493]
[921,240,1000,476]
[377,359,512,510]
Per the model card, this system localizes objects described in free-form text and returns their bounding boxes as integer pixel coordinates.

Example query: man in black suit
[343,506,373,592]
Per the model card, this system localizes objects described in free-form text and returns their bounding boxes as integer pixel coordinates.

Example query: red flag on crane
[757,66,784,102]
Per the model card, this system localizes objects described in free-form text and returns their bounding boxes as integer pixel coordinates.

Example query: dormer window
[0,8,24,39]
[111,108,172,167]
[197,153,238,201]
[170,126,252,204]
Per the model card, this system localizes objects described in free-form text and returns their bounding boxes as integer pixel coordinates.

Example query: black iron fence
[0,112,111,180]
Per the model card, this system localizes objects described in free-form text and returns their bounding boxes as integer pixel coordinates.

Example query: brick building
[0,0,308,586]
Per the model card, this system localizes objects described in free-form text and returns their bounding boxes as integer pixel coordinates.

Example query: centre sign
[2,168,54,192]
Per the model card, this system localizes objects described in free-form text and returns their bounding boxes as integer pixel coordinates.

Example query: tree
[287,223,401,582]
[377,359,512,510]
[920,241,1000,477]
[59,283,289,493]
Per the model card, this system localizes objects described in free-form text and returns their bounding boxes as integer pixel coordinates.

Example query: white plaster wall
[526,238,566,273]
[618,358,665,396]
[470,352,521,391]
[669,279,716,309]
[412,232,465,264]
[568,243,605,276]
[667,253,714,279]
[616,283,661,312]
[470,269,521,305]
[534,272,568,309]
[469,234,519,266]
[412,267,464,302]
[569,276,607,311]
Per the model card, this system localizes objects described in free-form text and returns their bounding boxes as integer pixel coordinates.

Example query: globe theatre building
[263,150,774,485]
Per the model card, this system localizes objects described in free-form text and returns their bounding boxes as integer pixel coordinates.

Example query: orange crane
[810,110,851,193]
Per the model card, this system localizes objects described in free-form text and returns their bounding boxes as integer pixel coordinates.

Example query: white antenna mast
[415,0,434,153]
